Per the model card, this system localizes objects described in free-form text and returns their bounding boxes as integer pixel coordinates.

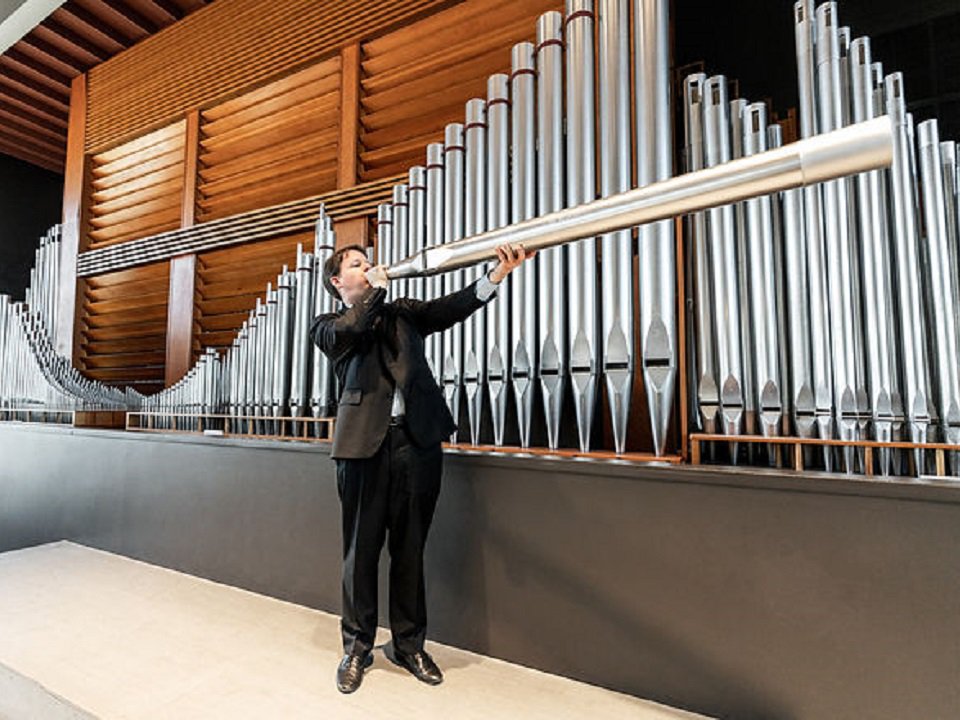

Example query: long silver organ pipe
[509,42,538,448]
[535,11,567,451]
[442,122,466,439]
[597,0,634,454]
[635,0,676,456]
[565,0,600,452]
[794,0,835,470]
[463,98,487,445]
[917,119,960,467]
[485,73,511,447]
[701,75,745,458]
[683,74,719,437]
[387,117,894,278]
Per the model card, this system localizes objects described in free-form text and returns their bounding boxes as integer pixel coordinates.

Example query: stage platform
[1,422,958,719]
[0,541,703,719]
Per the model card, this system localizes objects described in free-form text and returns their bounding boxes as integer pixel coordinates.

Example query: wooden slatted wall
[86,120,186,251]
[194,232,310,356]
[358,0,562,181]
[196,59,342,222]
[84,0,458,154]
[72,0,577,389]
[78,261,170,391]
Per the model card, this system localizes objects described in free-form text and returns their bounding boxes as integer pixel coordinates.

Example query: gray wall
[1,423,958,720]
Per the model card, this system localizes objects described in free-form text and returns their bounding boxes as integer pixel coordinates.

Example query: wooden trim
[181,110,200,227]
[334,217,368,250]
[57,73,86,364]
[676,218,689,461]
[338,42,361,188]
[166,111,202,386]
[165,253,196,386]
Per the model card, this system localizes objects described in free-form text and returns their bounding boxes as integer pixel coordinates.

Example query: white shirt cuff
[475,272,499,302]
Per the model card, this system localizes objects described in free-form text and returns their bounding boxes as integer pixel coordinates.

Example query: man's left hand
[489,244,535,284]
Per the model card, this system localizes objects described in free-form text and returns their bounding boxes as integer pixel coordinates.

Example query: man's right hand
[365,265,390,289]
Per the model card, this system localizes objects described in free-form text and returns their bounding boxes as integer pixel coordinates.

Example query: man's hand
[365,265,390,289]
[489,244,535,284]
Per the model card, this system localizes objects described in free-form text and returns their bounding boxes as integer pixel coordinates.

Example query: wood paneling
[57,73,86,363]
[78,260,171,391]
[85,0,459,153]
[194,232,310,354]
[196,58,341,221]
[0,0,208,172]
[165,109,200,386]
[358,0,561,181]
[86,119,186,250]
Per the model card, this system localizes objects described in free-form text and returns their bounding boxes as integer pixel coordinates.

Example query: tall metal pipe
[635,0,676,456]
[565,0,599,452]
[885,73,933,474]
[486,73,511,446]
[509,42,538,448]
[388,118,895,277]
[702,75,745,457]
[464,98,487,445]
[917,119,960,461]
[597,0,634,454]
[683,74,719,437]
[536,11,567,450]
[425,142,445,383]
[442,122,466,439]
[741,102,784,449]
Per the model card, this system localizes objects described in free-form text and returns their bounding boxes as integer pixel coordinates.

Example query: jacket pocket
[339,388,362,405]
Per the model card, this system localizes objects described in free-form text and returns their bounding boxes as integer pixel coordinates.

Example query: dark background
[0,154,63,300]
[674,0,960,138]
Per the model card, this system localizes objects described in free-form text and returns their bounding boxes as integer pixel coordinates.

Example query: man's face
[331,249,373,306]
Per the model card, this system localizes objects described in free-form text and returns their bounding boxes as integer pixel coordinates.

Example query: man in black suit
[311,242,532,694]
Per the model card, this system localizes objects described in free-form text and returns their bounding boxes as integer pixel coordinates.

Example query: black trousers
[335,420,443,657]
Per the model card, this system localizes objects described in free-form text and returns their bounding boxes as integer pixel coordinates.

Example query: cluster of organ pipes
[140,213,338,434]
[373,0,677,456]
[0,226,134,416]
[3,0,960,479]
[686,0,960,476]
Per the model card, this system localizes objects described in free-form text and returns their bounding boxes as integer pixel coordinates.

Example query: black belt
[389,415,406,427]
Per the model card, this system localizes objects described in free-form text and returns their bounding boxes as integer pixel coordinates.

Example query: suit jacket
[310,279,491,459]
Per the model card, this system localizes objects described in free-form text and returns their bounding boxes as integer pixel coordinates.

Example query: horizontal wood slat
[194,230,311,354]
[86,119,185,251]
[197,59,342,222]
[84,0,460,153]
[357,0,561,182]
[77,174,403,276]
[77,261,170,391]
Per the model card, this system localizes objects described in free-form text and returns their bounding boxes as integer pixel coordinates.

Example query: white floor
[0,541,710,720]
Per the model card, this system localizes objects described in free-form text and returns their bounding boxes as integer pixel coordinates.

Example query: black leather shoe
[336,652,373,694]
[389,648,444,685]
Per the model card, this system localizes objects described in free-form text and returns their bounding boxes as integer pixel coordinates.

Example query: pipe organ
[2,0,959,480]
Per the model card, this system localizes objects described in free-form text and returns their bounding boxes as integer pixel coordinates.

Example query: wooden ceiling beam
[149,0,185,22]
[0,65,71,107]
[4,48,74,88]
[96,0,161,35]
[0,81,70,119]
[58,3,134,48]
[39,19,111,63]
[0,139,63,172]
[0,98,68,138]
[19,34,89,74]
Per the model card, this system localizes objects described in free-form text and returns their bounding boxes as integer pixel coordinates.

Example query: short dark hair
[322,244,367,302]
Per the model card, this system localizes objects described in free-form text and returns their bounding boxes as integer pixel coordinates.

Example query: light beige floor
[0,541,710,720]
